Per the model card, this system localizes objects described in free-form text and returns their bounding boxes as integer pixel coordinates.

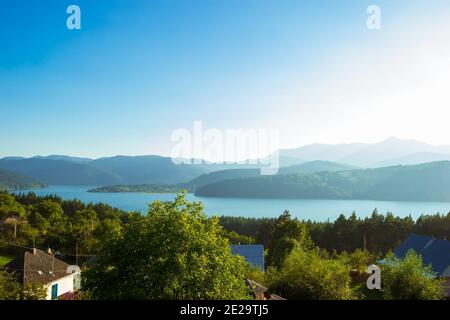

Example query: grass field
[0,254,14,266]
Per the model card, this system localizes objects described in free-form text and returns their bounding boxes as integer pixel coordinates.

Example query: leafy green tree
[29,200,67,247]
[221,229,255,245]
[17,222,39,245]
[21,283,47,300]
[0,270,21,300]
[244,265,266,285]
[93,218,122,243]
[340,249,376,276]
[34,199,64,222]
[27,211,50,239]
[268,211,312,267]
[382,250,445,300]
[0,192,25,220]
[267,246,352,300]
[83,193,250,300]
[66,209,99,252]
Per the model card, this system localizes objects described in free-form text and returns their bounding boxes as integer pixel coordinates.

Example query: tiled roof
[394,234,450,277]
[23,249,72,285]
[6,249,72,286]
[245,279,286,300]
[0,215,20,226]
[231,244,264,271]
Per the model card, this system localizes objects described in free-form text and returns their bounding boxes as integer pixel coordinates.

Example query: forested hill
[186,160,356,189]
[88,160,355,193]
[0,168,47,191]
[195,161,450,202]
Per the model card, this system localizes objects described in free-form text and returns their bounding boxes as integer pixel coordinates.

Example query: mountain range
[0,155,257,186]
[1,137,450,188]
[279,137,450,167]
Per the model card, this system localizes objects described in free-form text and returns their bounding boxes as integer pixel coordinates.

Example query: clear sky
[1,0,450,158]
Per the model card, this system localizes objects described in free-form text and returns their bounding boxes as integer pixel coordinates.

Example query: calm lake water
[13,185,450,222]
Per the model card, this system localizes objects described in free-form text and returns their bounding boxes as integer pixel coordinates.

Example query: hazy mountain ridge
[195,161,450,202]
[0,158,121,185]
[280,137,450,167]
[0,155,259,186]
[372,152,450,167]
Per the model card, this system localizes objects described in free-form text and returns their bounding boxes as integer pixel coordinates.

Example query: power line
[0,239,99,257]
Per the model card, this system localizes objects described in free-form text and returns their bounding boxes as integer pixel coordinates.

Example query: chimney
[33,248,37,255]
[47,248,52,255]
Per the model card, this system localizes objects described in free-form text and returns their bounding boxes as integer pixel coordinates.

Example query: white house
[6,248,81,300]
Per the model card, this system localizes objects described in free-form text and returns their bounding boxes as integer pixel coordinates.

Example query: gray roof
[6,249,72,286]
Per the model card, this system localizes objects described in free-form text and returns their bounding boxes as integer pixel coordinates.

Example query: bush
[267,247,352,300]
[0,270,21,300]
[382,250,445,300]
[22,283,47,300]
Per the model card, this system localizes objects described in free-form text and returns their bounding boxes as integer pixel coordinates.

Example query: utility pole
[76,241,79,267]
[13,221,17,240]
[363,232,366,251]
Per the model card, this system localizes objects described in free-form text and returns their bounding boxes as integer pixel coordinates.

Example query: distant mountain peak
[384,136,402,141]
[280,137,450,167]
[379,137,426,145]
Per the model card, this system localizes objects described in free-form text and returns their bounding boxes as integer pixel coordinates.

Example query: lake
[13,185,450,222]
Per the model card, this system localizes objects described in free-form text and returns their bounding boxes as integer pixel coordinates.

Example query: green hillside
[0,168,47,191]
[188,160,356,189]
[195,161,450,202]
[88,161,355,193]
[89,184,187,193]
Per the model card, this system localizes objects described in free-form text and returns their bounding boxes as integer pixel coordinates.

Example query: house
[0,215,27,240]
[5,248,81,300]
[0,214,20,227]
[0,215,20,232]
[230,244,265,272]
[393,234,450,297]
[245,279,285,300]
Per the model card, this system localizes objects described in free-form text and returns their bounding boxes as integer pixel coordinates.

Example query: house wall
[45,272,80,300]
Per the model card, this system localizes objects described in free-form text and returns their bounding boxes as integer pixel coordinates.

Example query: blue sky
[1,0,450,158]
